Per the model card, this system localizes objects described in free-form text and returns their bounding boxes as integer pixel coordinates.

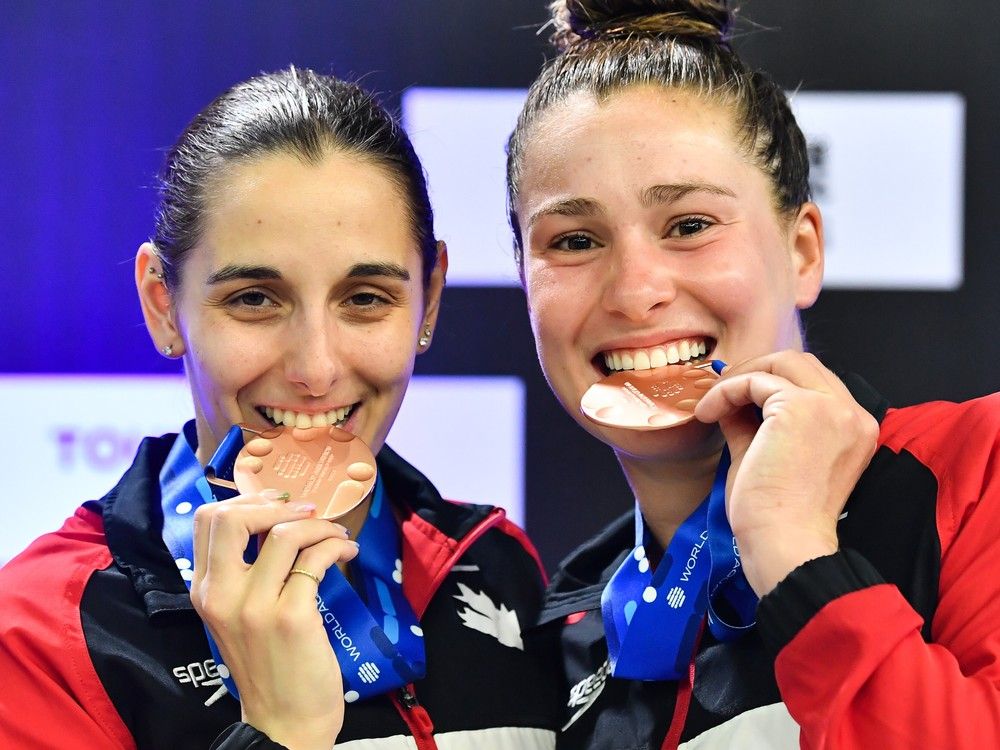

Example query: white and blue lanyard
[159,422,426,703]
[601,362,759,680]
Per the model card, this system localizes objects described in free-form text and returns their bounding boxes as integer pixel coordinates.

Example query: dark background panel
[2,1,997,570]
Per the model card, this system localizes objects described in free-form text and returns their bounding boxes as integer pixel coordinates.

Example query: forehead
[190,149,419,274]
[516,86,748,200]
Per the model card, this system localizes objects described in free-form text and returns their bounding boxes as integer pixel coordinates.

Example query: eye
[225,289,278,309]
[552,233,601,252]
[667,216,714,238]
[347,292,388,307]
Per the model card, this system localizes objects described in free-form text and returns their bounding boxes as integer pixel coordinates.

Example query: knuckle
[275,607,314,636]
[266,523,295,545]
[237,606,266,633]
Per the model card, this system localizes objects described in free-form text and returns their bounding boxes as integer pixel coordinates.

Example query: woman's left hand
[694,351,880,596]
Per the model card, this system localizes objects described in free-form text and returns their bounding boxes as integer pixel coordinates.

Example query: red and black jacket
[532,374,1000,749]
[0,433,561,749]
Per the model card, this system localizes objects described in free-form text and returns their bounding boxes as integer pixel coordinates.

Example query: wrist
[242,713,340,750]
[738,527,838,597]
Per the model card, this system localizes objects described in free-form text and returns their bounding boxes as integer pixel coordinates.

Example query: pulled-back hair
[506,0,811,266]
[153,67,436,289]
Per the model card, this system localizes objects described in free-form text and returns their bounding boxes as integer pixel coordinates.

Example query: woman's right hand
[190,490,359,750]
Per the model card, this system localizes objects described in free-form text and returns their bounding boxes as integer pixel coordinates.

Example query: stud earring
[418,326,432,348]
[161,344,174,357]
[149,266,164,281]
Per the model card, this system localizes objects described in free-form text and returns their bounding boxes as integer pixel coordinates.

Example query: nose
[600,231,677,321]
[283,308,341,397]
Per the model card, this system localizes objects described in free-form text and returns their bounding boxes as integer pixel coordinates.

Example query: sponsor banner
[0,375,524,564]
[791,91,964,290]
[403,88,526,287]
[404,88,964,290]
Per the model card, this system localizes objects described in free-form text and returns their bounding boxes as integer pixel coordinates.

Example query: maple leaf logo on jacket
[453,582,523,650]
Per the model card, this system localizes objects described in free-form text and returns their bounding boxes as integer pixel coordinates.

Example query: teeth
[601,339,710,373]
[259,404,354,428]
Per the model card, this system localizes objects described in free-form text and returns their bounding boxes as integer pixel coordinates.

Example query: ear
[418,241,448,352]
[789,202,824,310]
[135,242,184,358]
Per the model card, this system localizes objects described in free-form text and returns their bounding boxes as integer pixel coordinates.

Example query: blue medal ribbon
[160,422,426,704]
[600,364,759,679]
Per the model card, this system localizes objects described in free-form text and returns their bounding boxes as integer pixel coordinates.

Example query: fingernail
[330,523,350,536]
[291,503,316,513]
[261,489,291,502]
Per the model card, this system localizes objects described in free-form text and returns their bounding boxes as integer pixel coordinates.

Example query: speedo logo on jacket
[172,659,222,689]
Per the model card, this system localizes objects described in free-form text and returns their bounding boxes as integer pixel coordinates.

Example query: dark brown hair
[153,67,436,289]
[506,0,811,265]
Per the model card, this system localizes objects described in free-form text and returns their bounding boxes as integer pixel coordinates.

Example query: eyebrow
[205,261,410,286]
[527,182,736,229]
[346,262,410,282]
[527,197,605,228]
[206,264,282,285]
[640,182,736,207]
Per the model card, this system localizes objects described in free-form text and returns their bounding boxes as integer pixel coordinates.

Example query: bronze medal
[580,363,718,431]
[232,425,377,519]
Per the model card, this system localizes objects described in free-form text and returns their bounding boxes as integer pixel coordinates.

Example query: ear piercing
[162,344,174,357]
[149,266,165,281]
[418,326,432,348]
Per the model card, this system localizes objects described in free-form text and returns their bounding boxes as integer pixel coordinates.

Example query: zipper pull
[398,686,419,710]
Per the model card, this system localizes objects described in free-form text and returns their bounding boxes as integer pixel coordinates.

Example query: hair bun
[549,0,734,51]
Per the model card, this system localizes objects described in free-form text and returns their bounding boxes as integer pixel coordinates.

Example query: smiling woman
[0,68,559,750]
[509,1,1000,749]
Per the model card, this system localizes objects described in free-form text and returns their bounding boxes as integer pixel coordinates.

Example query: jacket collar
[100,432,500,619]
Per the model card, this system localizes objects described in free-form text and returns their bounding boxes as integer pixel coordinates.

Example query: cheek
[525,264,585,351]
[185,321,278,399]
[351,326,419,388]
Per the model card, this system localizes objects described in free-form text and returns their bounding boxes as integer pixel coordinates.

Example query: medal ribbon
[160,422,426,703]
[600,446,758,681]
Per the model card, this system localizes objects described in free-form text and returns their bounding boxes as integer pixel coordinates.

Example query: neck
[617,444,723,550]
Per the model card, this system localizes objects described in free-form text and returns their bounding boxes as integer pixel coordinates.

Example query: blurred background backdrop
[2,0,997,570]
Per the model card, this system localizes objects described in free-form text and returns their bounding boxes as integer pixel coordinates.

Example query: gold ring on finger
[288,567,321,585]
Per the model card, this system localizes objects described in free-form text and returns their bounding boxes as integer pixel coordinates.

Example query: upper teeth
[603,339,707,372]
[262,405,354,428]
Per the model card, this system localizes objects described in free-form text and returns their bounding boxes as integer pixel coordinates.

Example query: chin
[595,418,722,464]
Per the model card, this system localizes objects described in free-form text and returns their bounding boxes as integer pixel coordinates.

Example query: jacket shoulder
[0,505,135,748]
[880,394,1000,541]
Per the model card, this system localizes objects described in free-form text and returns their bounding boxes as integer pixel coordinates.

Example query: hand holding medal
[693,351,879,597]
[171,422,425,743]
[180,425,360,748]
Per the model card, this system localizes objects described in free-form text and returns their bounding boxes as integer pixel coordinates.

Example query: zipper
[389,506,508,746]
[660,619,705,750]
[392,684,437,750]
